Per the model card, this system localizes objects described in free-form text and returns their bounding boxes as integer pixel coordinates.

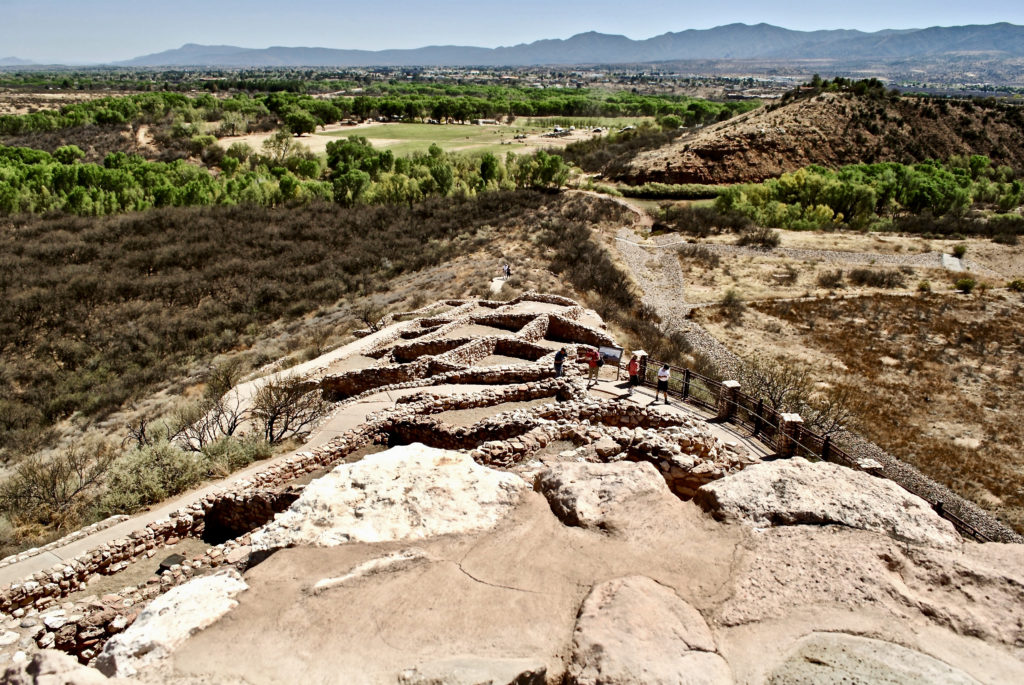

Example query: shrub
[736,225,781,249]
[952,244,968,259]
[1007,279,1024,293]
[201,435,272,477]
[251,374,327,444]
[955,278,977,294]
[0,439,116,531]
[918,280,932,293]
[677,244,721,269]
[97,441,206,515]
[817,270,845,289]
[720,289,745,324]
[847,268,906,289]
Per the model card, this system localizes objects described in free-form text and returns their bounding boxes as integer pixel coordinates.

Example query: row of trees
[0,87,757,138]
[715,158,1023,231]
[0,133,571,216]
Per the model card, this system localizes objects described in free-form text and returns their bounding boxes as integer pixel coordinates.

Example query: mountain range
[116,23,1024,67]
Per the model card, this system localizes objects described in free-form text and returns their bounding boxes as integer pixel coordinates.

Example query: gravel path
[623,233,1003,277]
[615,226,743,377]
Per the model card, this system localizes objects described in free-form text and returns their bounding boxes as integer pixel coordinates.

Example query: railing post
[776,413,804,457]
[717,380,740,421]
[821,435,832,461]
[752,399,763,437]
[682,369,691,400]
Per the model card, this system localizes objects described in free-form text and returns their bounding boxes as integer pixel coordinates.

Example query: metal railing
[633,357,994,543]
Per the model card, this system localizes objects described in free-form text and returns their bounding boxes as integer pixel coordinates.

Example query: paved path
[585,375,773,460]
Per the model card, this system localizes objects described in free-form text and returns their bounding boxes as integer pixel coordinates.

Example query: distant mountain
[0,57,34,66]
[117,23,1024,68]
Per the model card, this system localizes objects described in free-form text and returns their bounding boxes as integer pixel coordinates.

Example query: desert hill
[619,91,1024,185]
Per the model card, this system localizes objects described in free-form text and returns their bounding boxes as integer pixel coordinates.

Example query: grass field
[316,117,654,157]
[318,123,514,156]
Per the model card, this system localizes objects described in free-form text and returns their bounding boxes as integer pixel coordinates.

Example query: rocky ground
[1,294,1022,684]
[7,444,1022,684]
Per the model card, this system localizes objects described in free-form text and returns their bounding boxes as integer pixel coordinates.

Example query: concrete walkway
[585,375,774,460]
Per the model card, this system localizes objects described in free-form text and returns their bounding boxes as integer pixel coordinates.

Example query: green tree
[284,109,318,136]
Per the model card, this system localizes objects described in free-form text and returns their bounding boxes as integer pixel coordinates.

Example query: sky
[2,0,1023,63]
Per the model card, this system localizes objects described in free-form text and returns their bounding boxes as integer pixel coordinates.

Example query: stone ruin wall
[0,292,717,664]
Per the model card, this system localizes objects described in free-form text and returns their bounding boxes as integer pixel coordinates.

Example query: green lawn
[318,123,516,156]
[315,118,653,157]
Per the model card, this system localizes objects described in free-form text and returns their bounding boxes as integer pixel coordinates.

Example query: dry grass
[698,291,1024,532]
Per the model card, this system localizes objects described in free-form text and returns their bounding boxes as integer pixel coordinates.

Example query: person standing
[655,364,671,404]
[586,347,600,387]
[627,355,640,396]
[554,347,567,378]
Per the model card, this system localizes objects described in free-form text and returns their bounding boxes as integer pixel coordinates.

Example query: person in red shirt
[585,347,600,387]
[627,355,640,396]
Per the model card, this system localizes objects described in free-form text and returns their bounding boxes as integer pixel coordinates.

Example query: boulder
[1,649,112,684]
[534,462,668,529]
[767,632,981,684]
[694,458,960,548]
[95,569,247,678]
[568,575,732,684]
[250,443,527,551]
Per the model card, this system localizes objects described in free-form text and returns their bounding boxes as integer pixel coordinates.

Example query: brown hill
[620,92,1024,185]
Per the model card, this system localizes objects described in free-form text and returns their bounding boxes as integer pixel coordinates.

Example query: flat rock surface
[158,491,740,685]
[250,443,528,550]
[694,457,960,548]
[397,656,546,685]
[534,461,668,530]
[767,632,981,684]
[569,575,732,685]
[95,570,247,678]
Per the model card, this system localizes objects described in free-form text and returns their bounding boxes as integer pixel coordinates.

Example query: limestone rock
[397,657,546,685]
[694,457,960,548]
[568,575,731,684]
[767,632,981,684]
[251,443,527,551]
[1,649,112,684]
[95,569,247,678]
[534,462,668,529]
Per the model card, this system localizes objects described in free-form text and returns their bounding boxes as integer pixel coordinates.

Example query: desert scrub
[202,435,273,477]
[847,268,906,289]
[955,277,977,294]
[677,244,721,269]
[817,269,845,289]
[736,225,781,249]
[96,441,207,516]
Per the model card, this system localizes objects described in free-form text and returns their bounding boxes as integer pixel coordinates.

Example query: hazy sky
[3,0,1023,63]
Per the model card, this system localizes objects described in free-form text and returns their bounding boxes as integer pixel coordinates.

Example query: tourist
[656,364,671,404]
[554,347,567,377]
[586,347,600,386]
[627,355,640,395]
